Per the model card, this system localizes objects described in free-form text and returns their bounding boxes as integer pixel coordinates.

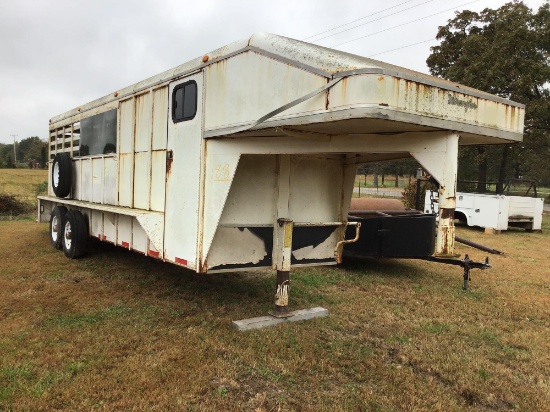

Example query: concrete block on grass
[232,307,329,331]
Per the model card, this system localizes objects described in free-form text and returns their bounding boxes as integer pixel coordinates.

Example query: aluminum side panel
[135,92,152,153]
[204,51,326,132]
[72,159,81,200]
[152,87,168,151]
[164,72,203,268]
[150,150,166,212]
[103,212,116,243]
[288,155,341,223]
[329,75,524,137]
[117,215,132,248]
[104,156,118,205]
[118,153,134,207]
[119,99,135,154]
[92,157,104,204]
[133,152,151,210]
[81,158,92,202]
[132,218,148,254]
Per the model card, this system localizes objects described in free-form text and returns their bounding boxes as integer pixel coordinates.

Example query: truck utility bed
[425,190,544,231]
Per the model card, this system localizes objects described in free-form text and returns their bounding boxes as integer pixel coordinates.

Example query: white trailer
[425,190,544,231]
[38,33,524,314]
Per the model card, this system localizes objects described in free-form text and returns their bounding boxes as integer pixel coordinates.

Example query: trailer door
[164,72,203,269]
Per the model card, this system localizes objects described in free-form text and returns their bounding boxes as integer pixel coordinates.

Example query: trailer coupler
[424,255,491,290]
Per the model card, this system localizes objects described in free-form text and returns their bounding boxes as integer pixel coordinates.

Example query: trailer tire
[52,152,72,198]
[62,210,88,259]
[49,206,68,250]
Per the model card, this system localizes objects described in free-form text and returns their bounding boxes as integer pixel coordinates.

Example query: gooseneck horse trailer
[38,33,524,316]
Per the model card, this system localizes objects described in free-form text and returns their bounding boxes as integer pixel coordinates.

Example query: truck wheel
[62,210,88,259]
[49,206,68,250]
[52,152,72,198]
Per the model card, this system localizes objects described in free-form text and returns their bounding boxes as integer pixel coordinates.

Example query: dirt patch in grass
[1,218,549,410]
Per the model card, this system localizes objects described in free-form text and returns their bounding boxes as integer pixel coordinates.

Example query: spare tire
[52,152,72,198]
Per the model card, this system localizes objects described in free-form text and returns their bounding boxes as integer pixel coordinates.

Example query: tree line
[0,137,48,169]
[427,0,550,188]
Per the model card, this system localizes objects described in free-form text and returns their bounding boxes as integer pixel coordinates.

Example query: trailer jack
[424,254,491,290]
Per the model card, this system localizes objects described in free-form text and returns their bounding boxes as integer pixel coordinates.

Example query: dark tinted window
[79,109,117,156]
[172,81,197,122]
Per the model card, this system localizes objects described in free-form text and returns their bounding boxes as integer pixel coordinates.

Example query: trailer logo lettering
[213,163,230,181]
[448,94,478,110]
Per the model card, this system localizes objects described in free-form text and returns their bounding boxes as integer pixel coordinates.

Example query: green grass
[0,217,549,410]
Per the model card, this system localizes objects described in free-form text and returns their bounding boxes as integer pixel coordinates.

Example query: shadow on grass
[340,256,429,280]
[73,237,439,319]
[80,238,275,311]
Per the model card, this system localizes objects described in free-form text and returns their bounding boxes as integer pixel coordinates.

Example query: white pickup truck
[425,187,544,231]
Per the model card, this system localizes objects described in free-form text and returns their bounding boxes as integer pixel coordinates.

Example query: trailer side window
[79,109,117,156]
[172,81,197,123]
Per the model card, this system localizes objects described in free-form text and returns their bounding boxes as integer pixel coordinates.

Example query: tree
[427,0,550,187]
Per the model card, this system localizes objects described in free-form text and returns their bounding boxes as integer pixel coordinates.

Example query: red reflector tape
[148,250,159,258]
[175,257,187,266]
[121,241,130,248]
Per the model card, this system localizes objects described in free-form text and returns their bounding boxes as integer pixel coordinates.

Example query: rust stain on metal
[441,208,455,220]
[440,226,450,255]
[199,258,208,274]
[166,155,173,176]
[339,77,348,106]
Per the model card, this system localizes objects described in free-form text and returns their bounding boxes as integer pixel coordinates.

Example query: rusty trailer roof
[50,32,524,144]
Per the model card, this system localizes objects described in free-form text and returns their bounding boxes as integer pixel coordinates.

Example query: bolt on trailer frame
[38,33,524,315]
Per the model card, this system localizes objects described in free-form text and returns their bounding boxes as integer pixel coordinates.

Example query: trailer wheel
[49,206,68,250]
[62,210,88,259]
[52,152,72,198]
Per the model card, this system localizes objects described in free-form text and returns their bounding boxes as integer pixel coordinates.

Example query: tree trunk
[476,146,487,192]
[395,173,399,187]
[381,174,385,186]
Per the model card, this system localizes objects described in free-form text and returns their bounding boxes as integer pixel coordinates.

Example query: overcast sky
[0,0,546,145]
